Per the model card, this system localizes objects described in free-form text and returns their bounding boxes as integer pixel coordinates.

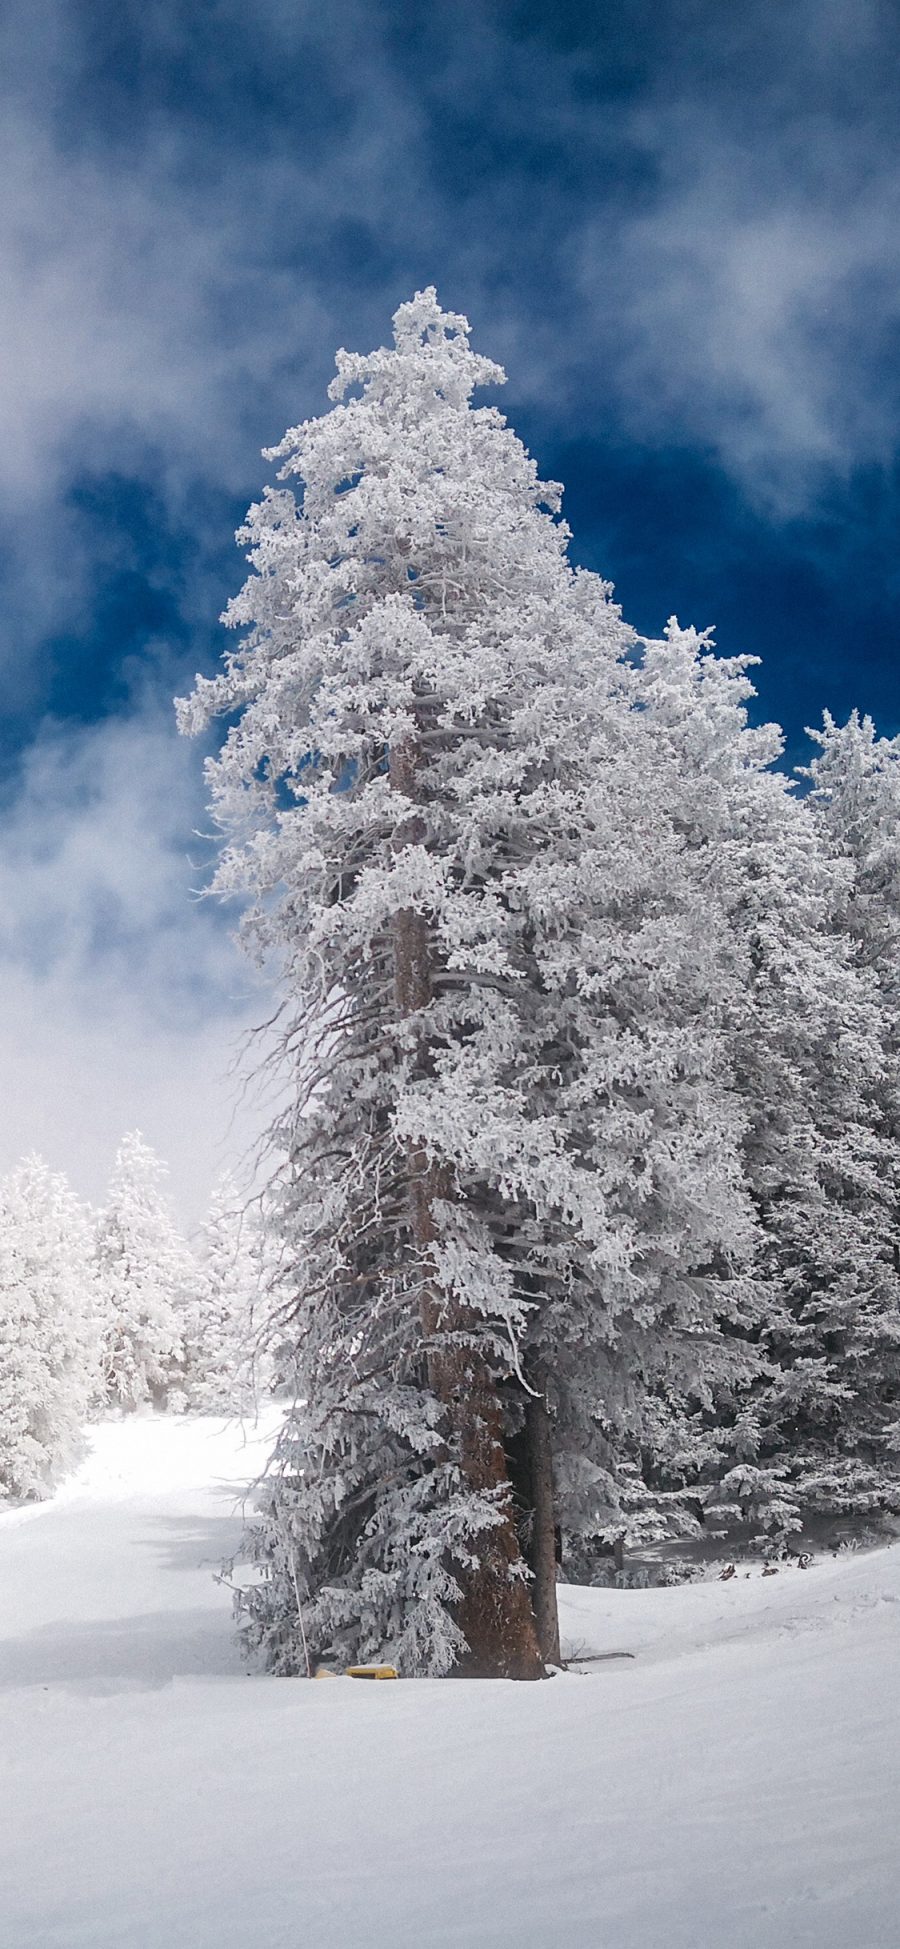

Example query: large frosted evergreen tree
[180,292,756,1675]
[96,1132,196,1411]
[0,1156,99,1501]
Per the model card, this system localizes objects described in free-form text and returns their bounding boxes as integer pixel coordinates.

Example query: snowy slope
[1,1417,898,1949]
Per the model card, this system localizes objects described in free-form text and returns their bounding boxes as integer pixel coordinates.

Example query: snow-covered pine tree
[805,710,900,1039]
[512,666,761,1587]
[179,291,755,1675]
[638,624,900,1540]
[0,1155,99,1501]
[800,710,900,1504]
[183,1175,265,1414]
[96,1132,196,1412]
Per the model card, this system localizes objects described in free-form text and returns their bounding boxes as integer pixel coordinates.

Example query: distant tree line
[0,1134,269,1502]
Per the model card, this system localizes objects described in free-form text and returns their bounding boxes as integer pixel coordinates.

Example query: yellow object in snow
[313,1663,399,1680]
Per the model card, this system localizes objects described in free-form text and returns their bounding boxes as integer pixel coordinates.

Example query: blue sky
[2,0,899,1216]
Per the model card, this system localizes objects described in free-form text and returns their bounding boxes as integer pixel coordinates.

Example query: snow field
[1,1414,898,1948]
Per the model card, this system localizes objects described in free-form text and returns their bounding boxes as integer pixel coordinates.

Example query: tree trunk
[390,737,544,1680]
[524,1366,561,1666]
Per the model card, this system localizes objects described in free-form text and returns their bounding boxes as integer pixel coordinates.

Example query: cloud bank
[0,706,265,1223]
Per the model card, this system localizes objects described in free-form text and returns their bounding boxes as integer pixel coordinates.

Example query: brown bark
[389,737,544,1680]
[524,1366,561,1667]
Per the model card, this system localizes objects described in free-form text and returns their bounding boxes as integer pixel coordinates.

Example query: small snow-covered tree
[805,710,900,1054]
[96,1132,196,1411]
[800,710,900,1505]
[639,625,900,1538]
[183,1176,265,1413]
[515,676,760,1585]
[180,292,757,1673]
[0,1155,99,1501]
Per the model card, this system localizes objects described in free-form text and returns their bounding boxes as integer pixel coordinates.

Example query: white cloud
[0,709,269,1226]
[578,148,900,509]
[0,113,327,502]
[0,962,261,1232]
[0,0,430,533]
[572,6,900,509]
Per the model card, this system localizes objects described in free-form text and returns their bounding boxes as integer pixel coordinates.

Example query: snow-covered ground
[1,1416,898,1948]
